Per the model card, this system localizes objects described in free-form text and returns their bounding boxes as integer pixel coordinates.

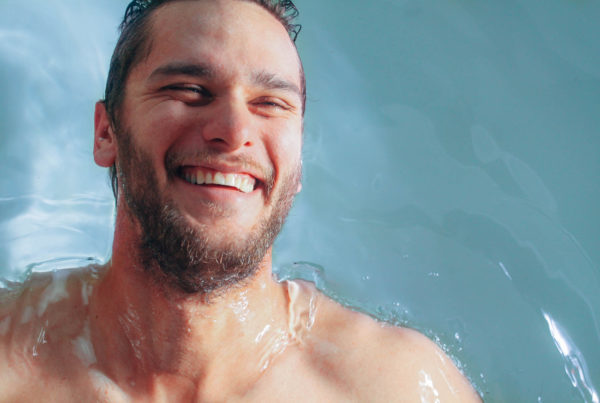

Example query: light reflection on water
[0,194,113,283]
[1,0,599,401]
[543,312,599,403]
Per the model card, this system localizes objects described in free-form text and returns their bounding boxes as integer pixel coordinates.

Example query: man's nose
[201,99,253,151]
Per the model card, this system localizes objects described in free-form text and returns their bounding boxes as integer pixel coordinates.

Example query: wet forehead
[137,0,301,89]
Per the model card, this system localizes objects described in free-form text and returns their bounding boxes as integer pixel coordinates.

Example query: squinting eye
[163,85,213,105]
[255,98,290,111]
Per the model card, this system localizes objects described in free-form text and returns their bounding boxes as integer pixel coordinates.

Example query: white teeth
[224,174,236,187]
[183,169,255,193]
[213,172,226,186]
[196,171,205,185]
[240,181,252,193]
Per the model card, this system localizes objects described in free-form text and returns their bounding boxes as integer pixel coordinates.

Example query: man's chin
[115,128,298,295]
[179,209,262,240]
[138,213,264,295]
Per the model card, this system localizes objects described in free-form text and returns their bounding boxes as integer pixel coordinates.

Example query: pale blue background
[1,1,598,401]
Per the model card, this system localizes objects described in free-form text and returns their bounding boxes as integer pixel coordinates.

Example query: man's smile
[179,166,257,193]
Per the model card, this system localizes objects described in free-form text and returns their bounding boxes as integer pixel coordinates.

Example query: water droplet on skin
[254,280,319,374]
[32,326,48,358]
[255,324,271,344]
[418,370,441,402]
[287,281,316,342]
[81,282,93,306]
[72,320,96,367]
[230,292,250,323]
[37,270,70,317]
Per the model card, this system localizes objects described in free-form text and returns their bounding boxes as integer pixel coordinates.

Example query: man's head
[93,0,305,294]
[105,0,305,198]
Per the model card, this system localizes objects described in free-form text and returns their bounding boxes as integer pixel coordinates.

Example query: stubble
[115,129,300,295]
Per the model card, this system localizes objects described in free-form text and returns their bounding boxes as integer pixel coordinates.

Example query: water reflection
[1,0,600,401]
[543,312,599,403]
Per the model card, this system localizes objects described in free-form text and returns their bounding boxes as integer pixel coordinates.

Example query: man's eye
[262,101,283,108]
[254,98,290,111]
[163,85,212,105]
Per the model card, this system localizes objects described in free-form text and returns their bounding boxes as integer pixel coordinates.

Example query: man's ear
[93,101,117,168]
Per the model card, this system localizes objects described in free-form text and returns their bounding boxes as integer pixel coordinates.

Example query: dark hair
[104,0,304,199]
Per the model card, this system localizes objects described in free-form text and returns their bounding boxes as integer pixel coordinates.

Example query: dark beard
[115,130,300,295]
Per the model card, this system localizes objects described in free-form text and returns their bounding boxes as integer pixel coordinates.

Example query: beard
[115,129,300,295]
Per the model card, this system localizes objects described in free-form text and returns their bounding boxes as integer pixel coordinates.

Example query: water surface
[1,1,599,401]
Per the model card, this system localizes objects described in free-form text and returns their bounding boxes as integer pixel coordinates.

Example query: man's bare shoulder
[292,280,481,402]
[0,266,99,330]
[0,267,101,401]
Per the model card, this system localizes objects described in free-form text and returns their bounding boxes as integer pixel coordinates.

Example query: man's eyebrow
[148,62,214,82]
[252,70,302,99]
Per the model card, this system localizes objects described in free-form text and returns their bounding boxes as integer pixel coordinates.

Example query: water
[1,0,599,401]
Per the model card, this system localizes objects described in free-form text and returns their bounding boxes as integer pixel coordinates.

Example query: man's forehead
[140,0,302,86]
[147,0,292,51]
[153,0,264,31]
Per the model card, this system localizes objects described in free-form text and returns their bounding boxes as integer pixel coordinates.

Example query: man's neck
[88,244,291,395]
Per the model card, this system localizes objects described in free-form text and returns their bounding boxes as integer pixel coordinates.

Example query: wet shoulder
[288,280,481,402]
[0,266,99,336]
[0,266,102,399]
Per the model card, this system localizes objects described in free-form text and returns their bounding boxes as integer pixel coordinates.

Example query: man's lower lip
[195,184,244,192]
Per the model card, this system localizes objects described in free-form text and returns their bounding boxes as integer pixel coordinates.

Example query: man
[0,0,481,401]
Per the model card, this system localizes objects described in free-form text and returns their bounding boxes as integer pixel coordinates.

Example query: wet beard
[116,132,299,295]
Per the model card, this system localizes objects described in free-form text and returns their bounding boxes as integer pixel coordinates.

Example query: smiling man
[0,0,481,401]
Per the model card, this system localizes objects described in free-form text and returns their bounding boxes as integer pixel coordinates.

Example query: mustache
[164,148,275,196]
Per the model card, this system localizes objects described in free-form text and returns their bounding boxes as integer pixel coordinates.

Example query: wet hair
[103,0,304,199]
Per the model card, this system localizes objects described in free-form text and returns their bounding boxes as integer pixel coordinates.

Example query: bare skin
[0,265,480,402]
[0,1,481,401]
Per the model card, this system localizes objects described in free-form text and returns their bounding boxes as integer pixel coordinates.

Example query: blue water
[1,1,599,401]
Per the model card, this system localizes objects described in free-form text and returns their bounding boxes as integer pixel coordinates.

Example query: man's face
[113,0,304,293]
